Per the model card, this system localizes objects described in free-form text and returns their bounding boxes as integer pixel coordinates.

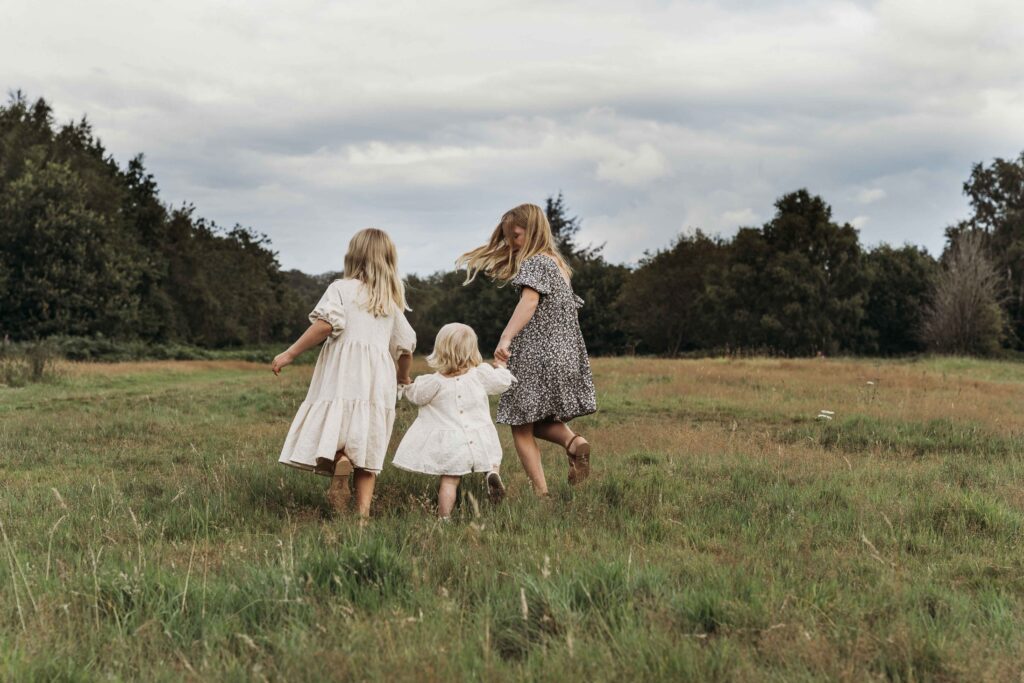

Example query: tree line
[1,93,1020,357]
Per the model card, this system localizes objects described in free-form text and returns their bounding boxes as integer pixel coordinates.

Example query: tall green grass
[1,358,1022,680]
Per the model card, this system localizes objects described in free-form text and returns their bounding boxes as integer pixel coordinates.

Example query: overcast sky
[4,0,1024,274]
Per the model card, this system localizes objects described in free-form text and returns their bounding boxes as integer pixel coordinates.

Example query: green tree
[546,192,592,257]
[545,194,629,354]
[121,155,176,340]
[0,92,55,187]
[860,244,937,354]
[946,152,1024,347]
[714,190,868,355]
[0,93,302,347]
[571,256,630,355]
[281,268,337,341]
[0,159,143,338]
[618,231,727,355]
[408,270,518,354]
[158,211,293,346]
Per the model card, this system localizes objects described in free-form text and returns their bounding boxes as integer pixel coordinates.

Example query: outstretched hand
[271,351,294,376]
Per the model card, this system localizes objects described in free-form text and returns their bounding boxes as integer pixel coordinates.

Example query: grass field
[1,356,1023,681]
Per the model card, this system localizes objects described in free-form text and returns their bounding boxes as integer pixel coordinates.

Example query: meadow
[1,356,1022,681]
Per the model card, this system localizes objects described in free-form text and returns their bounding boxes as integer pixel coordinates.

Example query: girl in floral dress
[457,204,597,496]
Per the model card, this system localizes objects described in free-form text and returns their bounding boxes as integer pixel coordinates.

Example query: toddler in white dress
[392,323,515,518]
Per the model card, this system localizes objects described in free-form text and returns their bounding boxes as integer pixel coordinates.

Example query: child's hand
[493,359,507,369]
[271,351,294,376]
[397,374,412,386]
[494,337,512,364]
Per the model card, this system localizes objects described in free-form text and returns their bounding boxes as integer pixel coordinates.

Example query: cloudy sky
[4,0,1024,274]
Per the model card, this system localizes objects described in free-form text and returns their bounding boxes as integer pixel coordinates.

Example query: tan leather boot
[325,450,353,512]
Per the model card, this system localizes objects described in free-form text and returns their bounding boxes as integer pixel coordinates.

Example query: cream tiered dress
[278,279,416,474]
[392,364,515,475]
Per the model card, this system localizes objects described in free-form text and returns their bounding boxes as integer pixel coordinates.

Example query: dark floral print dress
[497,254,598,425]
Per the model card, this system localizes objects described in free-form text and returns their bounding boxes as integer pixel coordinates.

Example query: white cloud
[721,208,759,227]
[594,144,671,186]
[857,188,886,204]
[3,0,1023,272]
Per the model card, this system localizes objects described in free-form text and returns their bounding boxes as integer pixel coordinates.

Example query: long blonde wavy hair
[343,228,407,317]
[456,203,572,284]
[427,323,483,375]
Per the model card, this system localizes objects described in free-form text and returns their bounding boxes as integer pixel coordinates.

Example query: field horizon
[1,356,1022,681]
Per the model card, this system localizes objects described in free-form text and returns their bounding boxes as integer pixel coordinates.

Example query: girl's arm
[272,320,333,375]
[390,310,417,380]
[402,374,442,406]
[396,352,413,385]
[494,287,540,362]
[476,363,516,395]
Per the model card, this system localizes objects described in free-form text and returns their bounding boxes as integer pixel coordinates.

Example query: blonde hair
[427,323,483,375]
[343,228,407,317]
[456,203,572,284]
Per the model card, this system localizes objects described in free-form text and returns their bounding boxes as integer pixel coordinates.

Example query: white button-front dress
[278,278,416,474]
[392,364,515,475]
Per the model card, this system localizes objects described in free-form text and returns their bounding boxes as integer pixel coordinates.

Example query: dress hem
[279,459,382,475]
[497,406,597,426]
[391,462,495,476]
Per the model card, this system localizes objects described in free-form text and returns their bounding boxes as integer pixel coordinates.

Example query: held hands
[271,351,294,376]
[494,337,512,364]
[397,373,412,386]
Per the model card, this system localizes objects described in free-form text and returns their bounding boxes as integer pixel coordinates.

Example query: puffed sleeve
[474,363,516,395]
[400,374,442,406]
[309,282,346,338]
[511,255,555,295]
[389,308,417,361]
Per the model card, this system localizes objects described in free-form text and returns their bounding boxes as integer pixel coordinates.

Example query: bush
[37,336,305,364]
[921,231,1007,355]
[0,339,59,386]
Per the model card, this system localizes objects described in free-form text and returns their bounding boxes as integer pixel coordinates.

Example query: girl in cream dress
[272,228,416,518]
[392,323,515,518]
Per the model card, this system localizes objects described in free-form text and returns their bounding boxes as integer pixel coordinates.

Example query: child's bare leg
[533,420,586,450]
[437,475,461,518]
[512,423,548,496]
[534,419,591,484]
[352,469,376,518]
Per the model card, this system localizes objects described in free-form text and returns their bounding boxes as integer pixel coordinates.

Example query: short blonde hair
[456,203,572,285]
[344,228,408,317]
[427,323,483,375]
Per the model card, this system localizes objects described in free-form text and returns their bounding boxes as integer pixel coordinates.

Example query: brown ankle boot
[315,449,354,477]
[326,472,351,512]
[326,449,353,512]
